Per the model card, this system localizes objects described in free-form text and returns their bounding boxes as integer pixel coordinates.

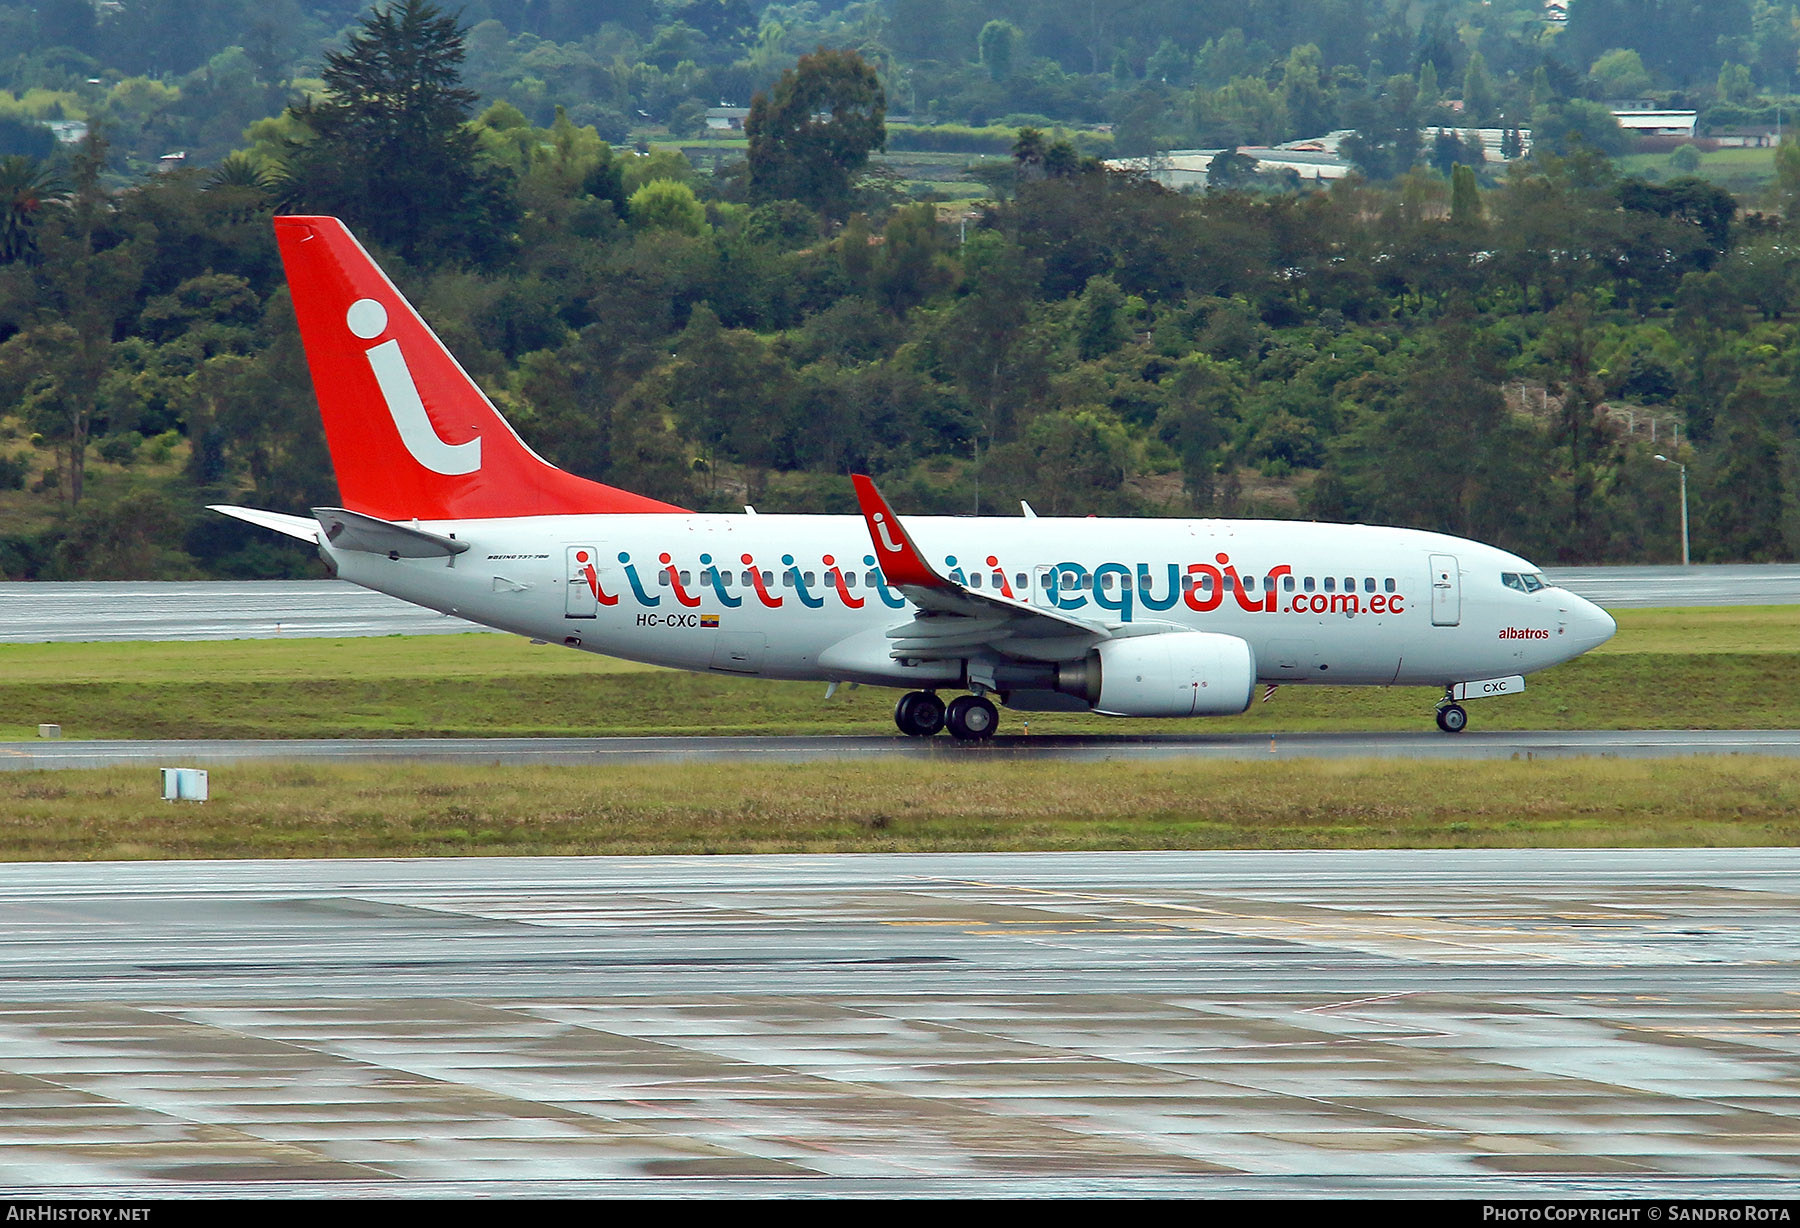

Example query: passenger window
[679,570,691,585]
[993,571,1005,588]
[804,571,816,586]
[1283,576,1295,592]
[1121,574,1133,591]
[763,571,773,587]
[1342,577,1354,591]
[1324,577,1335,592]
[1181,574,1195,592]
[1384,578,1395,592]
[865,570,878,587]
[969,572,983,589]
[658,571,670,586]
[1100,573,1113,591]
[845,573,857,588]
[1303,576,1315,592]
[1363,577,1375,592]
[1081,574,1093,590]
[1244,575,1256,592]
[782,573,793,588]
[1200,574,1214,591]
[742,570,754,586]
[1015,573,1028,590]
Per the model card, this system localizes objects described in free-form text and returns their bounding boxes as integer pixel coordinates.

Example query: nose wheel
[1435,701,1468,734]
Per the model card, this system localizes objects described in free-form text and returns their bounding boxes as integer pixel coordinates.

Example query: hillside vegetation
[4,2,1800,576]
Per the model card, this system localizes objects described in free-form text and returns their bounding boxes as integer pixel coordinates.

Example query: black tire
[945,694,999,742]
[1437,703,1468,734]
[894,691,946,737]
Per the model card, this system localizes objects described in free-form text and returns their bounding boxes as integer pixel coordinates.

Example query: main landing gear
[1435,693,1469,734]
[894,690,998,742]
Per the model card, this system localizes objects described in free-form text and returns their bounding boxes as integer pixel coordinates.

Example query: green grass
[5,757,1797,860]
[0,605,1791,861]
[1618,146,1777,193]
[0,606,1794,740]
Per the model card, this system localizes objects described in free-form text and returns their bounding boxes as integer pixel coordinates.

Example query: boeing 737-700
[213,216,1617,741]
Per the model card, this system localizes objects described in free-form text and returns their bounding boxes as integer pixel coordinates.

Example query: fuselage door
[566,546,600,618]
[1429,553,1460,627]
[1032,565,1059,609]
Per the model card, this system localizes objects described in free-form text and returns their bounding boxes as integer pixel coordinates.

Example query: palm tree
[204,152,278,222]
[0,155,68,264]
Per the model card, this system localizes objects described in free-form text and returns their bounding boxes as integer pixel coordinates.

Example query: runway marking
[1302,992,1423,1014]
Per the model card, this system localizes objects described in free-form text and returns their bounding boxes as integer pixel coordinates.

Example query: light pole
[1654,454,1689,566]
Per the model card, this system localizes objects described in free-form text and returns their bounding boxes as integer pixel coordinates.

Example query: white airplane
[213,216,1617,741]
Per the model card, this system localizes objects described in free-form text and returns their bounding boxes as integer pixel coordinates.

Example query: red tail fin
[274,215,684,520]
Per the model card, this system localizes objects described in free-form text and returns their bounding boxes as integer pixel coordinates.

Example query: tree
[1718,61,1757,104]
[1450,163,1483,227]
[1012,127,1047,179]
[0,155,67,264]
[1342,75,1422,181]
[1281,44,1333,139]
[1075,274,1128,360]
[978,21,1019,83]
[1590,49,1652,99]
[1156,352,1242,511]
[746,48,885,219]
[1531,99,1630,158]
[628,179,707,235]
[278,0,516,268]
[1777,137,1800,216]
[1206,147,1258,189]
[1461,51,1497,125]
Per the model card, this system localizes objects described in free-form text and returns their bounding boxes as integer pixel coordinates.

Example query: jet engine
[1041,632,1257,717]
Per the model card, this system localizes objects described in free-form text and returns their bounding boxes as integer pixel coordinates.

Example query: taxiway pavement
[5,728,1800,770]
[0,849,1795,1197]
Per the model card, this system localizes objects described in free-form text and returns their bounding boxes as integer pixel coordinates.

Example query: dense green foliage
[6,2,1800,577]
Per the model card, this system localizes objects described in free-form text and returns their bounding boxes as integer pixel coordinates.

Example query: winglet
[851,474,946,589]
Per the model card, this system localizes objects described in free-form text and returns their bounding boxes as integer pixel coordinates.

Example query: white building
[1611,110,1699,139]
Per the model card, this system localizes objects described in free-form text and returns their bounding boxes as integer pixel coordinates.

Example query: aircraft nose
[1565,595,1616,653]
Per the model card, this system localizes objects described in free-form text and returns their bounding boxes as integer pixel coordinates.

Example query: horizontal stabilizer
[208,505,321,543]
[312,506,470,558]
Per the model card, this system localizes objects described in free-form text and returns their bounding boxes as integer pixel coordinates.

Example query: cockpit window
[1521,572,1545,592]
[1502,571,1547,593]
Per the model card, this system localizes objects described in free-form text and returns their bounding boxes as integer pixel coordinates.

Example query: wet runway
[0,581,480,643]
[0,850,1796,1197]
[1546,564,1800,608]
[3,565,1798,643]
[5,728,1800,771]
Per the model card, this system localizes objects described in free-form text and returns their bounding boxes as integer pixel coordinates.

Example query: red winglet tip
[851,474,942,589]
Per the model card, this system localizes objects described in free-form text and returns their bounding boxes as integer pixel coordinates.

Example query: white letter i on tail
[347,297,481,476]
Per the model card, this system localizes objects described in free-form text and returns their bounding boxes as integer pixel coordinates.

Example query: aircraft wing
[851,474,1111,664]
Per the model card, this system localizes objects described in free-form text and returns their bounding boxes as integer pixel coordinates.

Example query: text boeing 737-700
[212,216,1616,741]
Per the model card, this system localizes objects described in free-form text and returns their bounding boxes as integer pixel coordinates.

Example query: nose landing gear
[1435,697,1468,733]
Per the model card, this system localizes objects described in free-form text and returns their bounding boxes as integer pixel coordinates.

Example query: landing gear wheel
[945,694,999,742]
[1435,703,1468,734]
[894,691,946,737]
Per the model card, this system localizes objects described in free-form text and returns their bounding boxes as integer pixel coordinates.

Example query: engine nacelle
[1086,632,1257,717]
